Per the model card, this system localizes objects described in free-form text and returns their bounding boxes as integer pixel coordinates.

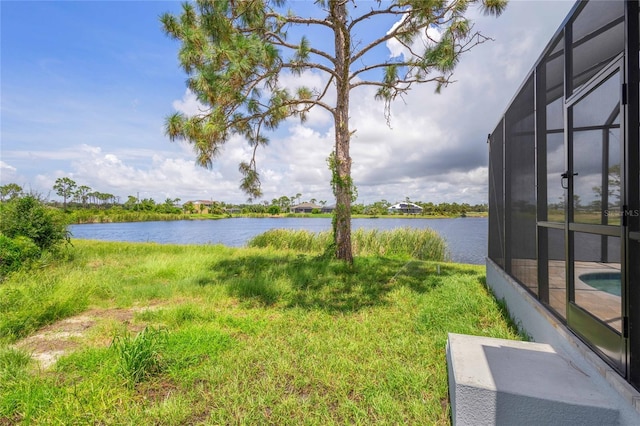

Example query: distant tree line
[1,180,487,218]
[351,199,487,217]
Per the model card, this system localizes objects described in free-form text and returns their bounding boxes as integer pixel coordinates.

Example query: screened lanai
[488,0,640,389]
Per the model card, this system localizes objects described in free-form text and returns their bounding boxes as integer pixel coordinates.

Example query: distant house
[290,202,335,213]
[321,205,335,214]
[388,202,423,214]
[291,202,322,213]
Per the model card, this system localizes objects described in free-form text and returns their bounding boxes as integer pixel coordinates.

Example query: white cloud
[172,89,208,116]
[0,161,17,174]
[386,15,442,61]
[68,144,243,201]
[0,161,20,186]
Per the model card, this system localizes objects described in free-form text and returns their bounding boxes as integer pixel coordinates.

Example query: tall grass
[68,210,194,224]
[248,227,449,261]
[248,229,331,252]
[0,269,89,343]
[352,228,449,260]
[0,346,31,382]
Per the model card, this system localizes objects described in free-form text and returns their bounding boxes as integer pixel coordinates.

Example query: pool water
[579,272,621,297]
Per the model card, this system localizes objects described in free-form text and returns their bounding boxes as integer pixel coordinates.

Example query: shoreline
[68,211,488,225]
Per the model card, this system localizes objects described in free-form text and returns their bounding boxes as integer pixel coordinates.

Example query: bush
[267,205,280,215]
[0,195,69,251]
[0,235,41,277]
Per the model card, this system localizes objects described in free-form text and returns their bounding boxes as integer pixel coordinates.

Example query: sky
[1,0,576,206]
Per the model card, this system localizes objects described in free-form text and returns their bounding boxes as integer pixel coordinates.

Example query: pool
[579,272,621,297]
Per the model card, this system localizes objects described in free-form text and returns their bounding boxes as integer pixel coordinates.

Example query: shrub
[0,195,69,251]
[267,205,280,215]
[0,235,41,277]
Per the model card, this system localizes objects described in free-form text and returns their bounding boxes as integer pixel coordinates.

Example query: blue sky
[1,0,574,205]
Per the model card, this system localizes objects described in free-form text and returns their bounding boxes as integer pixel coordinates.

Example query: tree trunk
[331,0,353,263]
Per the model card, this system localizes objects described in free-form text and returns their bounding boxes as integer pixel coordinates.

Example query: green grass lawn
[0,240,522,425]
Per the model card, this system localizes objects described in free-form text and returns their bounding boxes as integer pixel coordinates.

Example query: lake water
[68,217,487,264]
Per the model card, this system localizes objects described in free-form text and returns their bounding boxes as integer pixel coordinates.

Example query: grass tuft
[110,326,168,387]
[0,346,31,382]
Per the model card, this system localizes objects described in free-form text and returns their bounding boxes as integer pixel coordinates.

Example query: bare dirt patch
[14,305,161,369]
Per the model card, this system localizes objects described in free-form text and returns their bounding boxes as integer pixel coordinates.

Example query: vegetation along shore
[1,181,488,225]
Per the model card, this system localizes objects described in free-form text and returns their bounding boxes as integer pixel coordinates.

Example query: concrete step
[446,333,620,425]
